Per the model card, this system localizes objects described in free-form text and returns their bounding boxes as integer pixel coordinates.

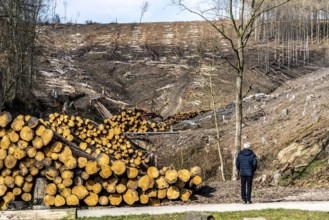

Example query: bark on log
[0,112,12,128]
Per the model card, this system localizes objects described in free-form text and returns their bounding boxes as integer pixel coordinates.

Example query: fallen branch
[104,97,129,106]
[94,101,113,119]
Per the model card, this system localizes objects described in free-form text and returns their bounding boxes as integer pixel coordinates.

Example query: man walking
[236,142,257,204]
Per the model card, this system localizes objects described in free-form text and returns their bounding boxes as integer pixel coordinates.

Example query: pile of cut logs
[42,108,167,167]
[164,111,200,125]
[0,110,202,210]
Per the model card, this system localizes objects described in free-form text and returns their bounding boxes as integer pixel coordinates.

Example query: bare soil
[190,181,329,204]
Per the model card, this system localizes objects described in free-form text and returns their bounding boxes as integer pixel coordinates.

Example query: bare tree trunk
[316,11,320,41]
[231,0,245,182]
[232,35,244,180]
[232,72,243,181]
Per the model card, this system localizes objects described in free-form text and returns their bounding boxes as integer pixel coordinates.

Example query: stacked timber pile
[0,111,202,210]
[42,108,167,167]
[164,111,200,125]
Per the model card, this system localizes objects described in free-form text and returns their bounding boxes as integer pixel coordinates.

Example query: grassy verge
[77,209,329,220]
[213,209,329,220]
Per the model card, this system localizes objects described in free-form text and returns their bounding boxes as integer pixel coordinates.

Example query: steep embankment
[151,68,329,187]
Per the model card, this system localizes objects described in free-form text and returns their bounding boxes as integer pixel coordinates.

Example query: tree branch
[224,57,239,72]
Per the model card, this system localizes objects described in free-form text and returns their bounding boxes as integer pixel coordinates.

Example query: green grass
[77,209,329,220]
[213,209,329,220]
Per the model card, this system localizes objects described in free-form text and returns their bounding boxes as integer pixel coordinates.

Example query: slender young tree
[172,0,291,180]
[140,1,149,23]
[63,0,67,22]
[209,62,226,181]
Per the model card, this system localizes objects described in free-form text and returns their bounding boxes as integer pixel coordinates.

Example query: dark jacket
[236,149,257,177]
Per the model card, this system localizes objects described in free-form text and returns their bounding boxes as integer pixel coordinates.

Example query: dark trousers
[240,176,253,202]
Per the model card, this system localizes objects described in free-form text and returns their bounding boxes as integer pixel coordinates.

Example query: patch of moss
[279,159,328,186]
[297,159,327,176]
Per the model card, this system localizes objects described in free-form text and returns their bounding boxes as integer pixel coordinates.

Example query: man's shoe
[243,200,247,204]
[247,201,252,204]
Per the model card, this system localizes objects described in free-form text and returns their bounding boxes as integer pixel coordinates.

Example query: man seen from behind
[236,142,257,204]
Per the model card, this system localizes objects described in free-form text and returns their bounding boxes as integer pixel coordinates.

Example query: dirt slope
[34,22,294,118]
[151,68,329,186]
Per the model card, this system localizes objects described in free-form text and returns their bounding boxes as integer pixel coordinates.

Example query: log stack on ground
[42,108,166,168]
[0,111,202,210]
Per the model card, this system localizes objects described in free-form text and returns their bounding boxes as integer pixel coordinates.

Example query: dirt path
[190,181,329,204]
[77,201,329,217]
[160,78,190,118]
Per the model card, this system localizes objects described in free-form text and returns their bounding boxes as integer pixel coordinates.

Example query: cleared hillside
[34,22,319,118]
